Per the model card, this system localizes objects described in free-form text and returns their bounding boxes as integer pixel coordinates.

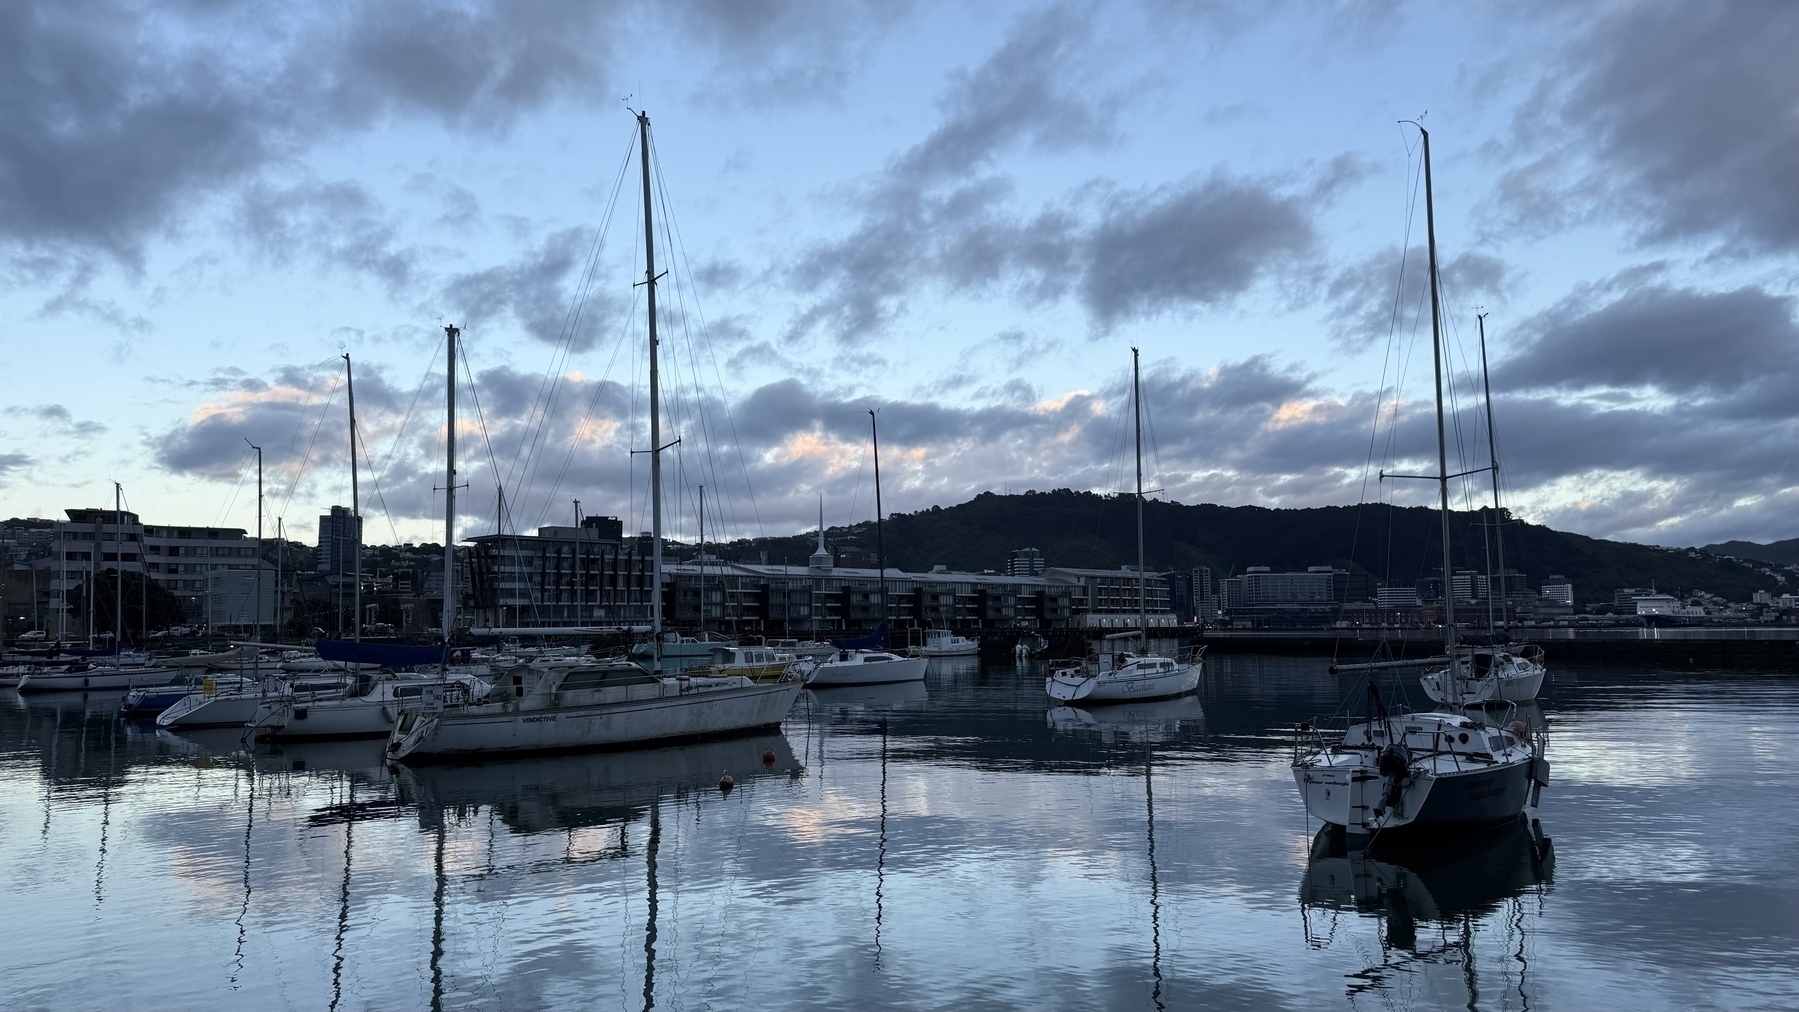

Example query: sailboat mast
[344,353,361,642]
[113,482,123,650]
[1133,348,1146,640]
[443,324,459,660]
[697,484,705,635]
[1418,125,1458,664]
[639,111,665,667]
[247,441,262,646]
[1478,312,1509,636]
[870,410,886,632]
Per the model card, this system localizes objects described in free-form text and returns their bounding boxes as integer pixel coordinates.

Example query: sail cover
[315,638,447,667]
[831,622,888,651]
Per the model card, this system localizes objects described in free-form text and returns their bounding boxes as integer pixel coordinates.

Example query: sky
[1,0,1796,553]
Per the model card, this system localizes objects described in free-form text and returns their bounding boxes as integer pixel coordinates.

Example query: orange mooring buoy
[719,770,735,793]
[761,747,776,767]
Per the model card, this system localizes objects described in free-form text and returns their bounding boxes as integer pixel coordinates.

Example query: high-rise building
[1542,576,1574,605]
[1007,547,1046,577]
[317,506,361,575]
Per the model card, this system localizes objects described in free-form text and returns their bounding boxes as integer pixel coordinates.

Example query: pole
[246,440,263,646]
[57,521,66,641]
[113,483,123,651]
[275,517,284,644]
[1133,347,1146,641]
[639,110,666,669]
[870,411,886,635]
[1478,312,1510,637]
[444,324,460,663]
[697,485,705,635]
[344,353,362,641]
[1418,125,1460,690]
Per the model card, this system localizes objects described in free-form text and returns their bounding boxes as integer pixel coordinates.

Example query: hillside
[1701,538,1799,567]
[708,490,1783,607]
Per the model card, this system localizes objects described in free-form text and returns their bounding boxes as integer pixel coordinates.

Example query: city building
[317,505,361,575]
[1541,575,1574,605]
[1007,547,1046,577]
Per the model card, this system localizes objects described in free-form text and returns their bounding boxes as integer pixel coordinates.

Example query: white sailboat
[1294,124,1550,841]
[803,411,927,688]
[1045,349,1200,704]
[386,110,801,762]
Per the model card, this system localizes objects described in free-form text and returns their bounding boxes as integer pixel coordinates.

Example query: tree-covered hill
[1701,538,1799,567]
[705,490,1783,607]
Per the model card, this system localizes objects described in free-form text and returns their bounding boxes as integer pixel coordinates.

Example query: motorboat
[1420,644,1547,705]
[804,649,927,687]
[682,644,798,682]
[250,669,493,741]
[17,663,181,693]
[910,628,979,658]
[1046,640,1202,704]
[387,658,803,762]
[158,673,354,730]
[121,672,252,718]
[629,631,738,673]
[767,638,837,660]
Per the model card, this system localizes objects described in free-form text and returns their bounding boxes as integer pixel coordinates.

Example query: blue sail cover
[315,639,447,667]
[831,622,888,651]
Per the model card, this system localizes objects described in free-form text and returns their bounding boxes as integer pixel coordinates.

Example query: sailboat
[804,411,928,688]
[1418,314,1547,705]
[1293,124,1550,841]
[1045,349,1201,704]
[386,110,802,762]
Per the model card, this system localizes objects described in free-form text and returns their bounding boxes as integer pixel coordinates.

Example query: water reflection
[1301,817,1555,1006]
[5,660,1799,1010]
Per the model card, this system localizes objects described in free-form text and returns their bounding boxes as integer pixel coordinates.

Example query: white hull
[1045,657,1199,703]
[1420,648,1548,705]
[17,667,178,693]
[256,697,394,739]
[805,654,928,686]
[158,690,271,729]
[389,679,802,761]
[918,644,979,657]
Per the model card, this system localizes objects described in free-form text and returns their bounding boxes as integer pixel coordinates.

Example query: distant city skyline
[1,2,1794,551]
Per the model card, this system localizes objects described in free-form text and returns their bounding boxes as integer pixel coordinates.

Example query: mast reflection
[1300,816,1554,1006]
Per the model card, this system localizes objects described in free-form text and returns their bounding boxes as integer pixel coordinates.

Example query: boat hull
[1044,662,1199,704]
[1294,755,1535,835]
[806,655,927,686]
[158,691,270,729]
[388,679,803,762]
[254,698,396,740]
[18,667,178,693]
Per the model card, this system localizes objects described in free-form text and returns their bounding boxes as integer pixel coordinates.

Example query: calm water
[3,657,1797,1011]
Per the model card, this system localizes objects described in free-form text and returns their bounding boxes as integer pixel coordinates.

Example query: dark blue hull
[1414,760,1532,826]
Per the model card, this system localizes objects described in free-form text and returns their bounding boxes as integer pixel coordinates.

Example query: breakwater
[1197,626,1799,669]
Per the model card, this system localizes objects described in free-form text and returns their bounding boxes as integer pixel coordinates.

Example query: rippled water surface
[3,656,1797,1010]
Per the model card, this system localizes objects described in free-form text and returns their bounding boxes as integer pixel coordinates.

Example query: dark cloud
[1505,2,1799,251]
[783,8,1346,341]
[1327,245,1511,350]
[0,0,621,275]
[0,451,30,482]
[1079,176,1316,326]
[442,228,623,350]
[235,179,419,293]
[1497,282,1799,403]
[672,0,914,108]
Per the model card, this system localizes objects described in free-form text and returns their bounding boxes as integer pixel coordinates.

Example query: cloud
[1327,245,1512,350]
[4,403,107,438]
[1497,281,1799,406]
[0,0,621,271]
[0,451,30,483]
[442,228,624,350]
[1502,2,1799,251]
[671,0,915,108]
[235,179,420,293]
